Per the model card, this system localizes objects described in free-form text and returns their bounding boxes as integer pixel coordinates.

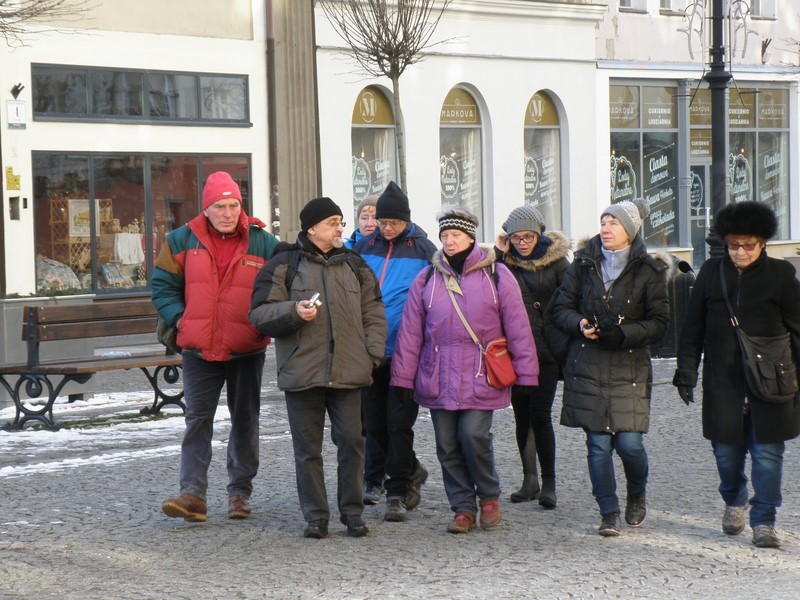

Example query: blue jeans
[712,414,784,527]
[430,409,499,515]
[179,351,265,500]
[585,431,648,516]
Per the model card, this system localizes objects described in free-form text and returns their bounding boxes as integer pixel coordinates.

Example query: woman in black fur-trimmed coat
[673,201,800,549]
[495,205,570,509]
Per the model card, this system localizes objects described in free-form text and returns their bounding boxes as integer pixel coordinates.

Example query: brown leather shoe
[228,495,251,519]
[162,493,208,522]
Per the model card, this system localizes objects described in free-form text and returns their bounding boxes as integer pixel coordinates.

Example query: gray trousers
[178,351,265,500]
[284,387,365,522]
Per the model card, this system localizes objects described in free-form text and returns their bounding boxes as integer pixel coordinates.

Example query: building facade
[1,0,798,297]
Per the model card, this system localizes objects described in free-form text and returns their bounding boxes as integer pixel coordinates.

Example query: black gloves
[597,326,625,350]
[672,369,698,406]
[677,386,694,405]
[390,386,413,404]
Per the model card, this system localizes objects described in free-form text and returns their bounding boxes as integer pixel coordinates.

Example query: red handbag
[483,337,518,389]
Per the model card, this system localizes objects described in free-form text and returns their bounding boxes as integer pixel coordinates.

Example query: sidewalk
[1,350,798,599]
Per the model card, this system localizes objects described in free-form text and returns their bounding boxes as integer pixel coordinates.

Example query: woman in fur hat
[391,207,539,533]
[673,201,800,549]
[495,205,571,508]
[552,198,669,537]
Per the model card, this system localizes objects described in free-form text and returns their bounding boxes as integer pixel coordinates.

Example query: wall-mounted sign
[6,100,26,129]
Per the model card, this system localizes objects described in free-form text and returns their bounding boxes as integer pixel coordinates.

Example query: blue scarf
[511,234,552,261]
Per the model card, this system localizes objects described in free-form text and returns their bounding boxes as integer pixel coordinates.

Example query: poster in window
[68,199,101,238]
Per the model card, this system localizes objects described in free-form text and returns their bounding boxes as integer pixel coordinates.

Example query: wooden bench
[0,297,184,431]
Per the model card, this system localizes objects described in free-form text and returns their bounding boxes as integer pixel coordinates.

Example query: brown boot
[162,493,208,522]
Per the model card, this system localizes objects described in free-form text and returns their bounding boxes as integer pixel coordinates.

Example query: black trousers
[362,361,420,497]
[510,360,560,480]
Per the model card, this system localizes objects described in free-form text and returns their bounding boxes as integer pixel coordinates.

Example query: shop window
[523,92,563,230]
[610,84,679,249]
[350,86,398,209]
[33,153,251,295]
[33,64,249,124]
[440,88,484,237]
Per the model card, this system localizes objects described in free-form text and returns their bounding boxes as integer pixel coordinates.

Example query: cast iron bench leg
[1,372,92,431]
[138,364,185,415]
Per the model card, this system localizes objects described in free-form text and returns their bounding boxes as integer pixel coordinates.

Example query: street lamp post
[703,0,731,258]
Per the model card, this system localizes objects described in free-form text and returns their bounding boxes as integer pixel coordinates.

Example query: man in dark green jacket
[249,196,387,539]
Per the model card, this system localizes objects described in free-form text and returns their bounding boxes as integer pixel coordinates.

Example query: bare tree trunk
[391,74,408,193]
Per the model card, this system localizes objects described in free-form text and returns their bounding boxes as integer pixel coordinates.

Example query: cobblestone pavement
[1,350,799,599]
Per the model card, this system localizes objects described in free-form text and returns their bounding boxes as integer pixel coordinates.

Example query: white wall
[315,0,606,243]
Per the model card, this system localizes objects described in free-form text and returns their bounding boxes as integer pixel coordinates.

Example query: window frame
[32,64,251,126]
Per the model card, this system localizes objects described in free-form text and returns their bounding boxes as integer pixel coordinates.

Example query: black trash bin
[651,258,695,358]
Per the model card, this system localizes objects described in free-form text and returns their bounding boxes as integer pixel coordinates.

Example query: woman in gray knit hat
[495,205,571,509]
[551,198,669,536]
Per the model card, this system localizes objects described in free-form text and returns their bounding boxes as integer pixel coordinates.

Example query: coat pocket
[416,344,440,398]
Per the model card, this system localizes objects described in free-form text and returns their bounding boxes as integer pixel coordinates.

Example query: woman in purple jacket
[391,208,539,534]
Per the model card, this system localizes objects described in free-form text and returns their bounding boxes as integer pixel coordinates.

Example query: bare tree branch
[0,0,93,47]
[318,0,453,191]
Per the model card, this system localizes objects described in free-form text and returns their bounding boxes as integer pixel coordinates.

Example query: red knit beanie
[202,172,242,210]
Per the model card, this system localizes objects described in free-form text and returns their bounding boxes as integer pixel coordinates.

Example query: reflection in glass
[757,132,789,238]
[524,128,561,229]
[200,76,247,120]
[439,128,483,236]
[351,128,397,206]
[642,132,678,247]
[149,74,198,118]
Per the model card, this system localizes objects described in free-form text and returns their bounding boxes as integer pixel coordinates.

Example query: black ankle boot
[539,477,556,509]
[510,474,540,503]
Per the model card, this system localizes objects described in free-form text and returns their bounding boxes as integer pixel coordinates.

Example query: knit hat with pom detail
[601,198,650,242]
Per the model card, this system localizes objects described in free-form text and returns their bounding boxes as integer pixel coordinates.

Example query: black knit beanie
[376,181,411,222]
[300,197,343,232]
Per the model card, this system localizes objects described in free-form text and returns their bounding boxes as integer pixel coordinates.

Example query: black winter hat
[376,181,411,222]
[715,201,777,240]
[300,196,343,232]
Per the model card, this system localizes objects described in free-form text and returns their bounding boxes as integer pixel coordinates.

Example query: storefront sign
[729,153,752,203]
[610,154,637,202]
[609,85,639,129]
[642,87,676,129]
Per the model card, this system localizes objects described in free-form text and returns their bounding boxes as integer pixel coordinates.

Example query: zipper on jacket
[378,241,394,287]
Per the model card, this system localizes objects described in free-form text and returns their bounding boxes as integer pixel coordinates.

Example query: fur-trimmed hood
[503,230,571,273]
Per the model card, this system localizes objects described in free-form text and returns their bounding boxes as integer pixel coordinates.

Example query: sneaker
[228,495,251,519]
[722,504,747,536]
[162,493,208,522]
[752,524,780,548]
[411,462,429,488]
[598,512,622,537]
[384,497,408,522]
[303,519,329,539]
[404,483,421,511]
[625,491,646,527]
[447,512,476,534]
[363,481,384,506]
[479,498,502,530]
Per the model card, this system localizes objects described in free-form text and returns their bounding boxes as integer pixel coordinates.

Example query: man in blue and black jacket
[354,180,437,522]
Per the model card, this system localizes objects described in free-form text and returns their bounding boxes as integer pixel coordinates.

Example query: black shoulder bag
[719,262,798,404]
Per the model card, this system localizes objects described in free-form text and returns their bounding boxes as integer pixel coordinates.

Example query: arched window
[440,88,483,234]
[351,86,398,209]
[524,92,563,229]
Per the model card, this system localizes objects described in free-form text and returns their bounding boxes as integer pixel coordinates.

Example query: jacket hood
[504,230,571,273]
